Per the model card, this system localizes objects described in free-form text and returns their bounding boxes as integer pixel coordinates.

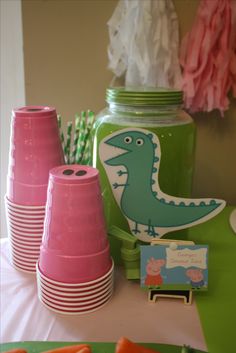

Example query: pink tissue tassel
[180,0,236,116]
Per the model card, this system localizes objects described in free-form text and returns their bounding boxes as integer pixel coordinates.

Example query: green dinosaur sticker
[99,128,226,242]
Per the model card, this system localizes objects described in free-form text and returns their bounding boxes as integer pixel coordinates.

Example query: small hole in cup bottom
[26,108,42,112]
[63,169,74,175]
[75,170,87,176]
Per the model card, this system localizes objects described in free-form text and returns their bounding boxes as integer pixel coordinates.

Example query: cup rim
[11,252,37,267]
[37,259,114,287]
[5,196,45,209]
[8,223,44,233]
[7,214,45,223]
[6,209,45,218]
[9,237,42,249]
[9,229,43,239]
[9,237,41,249]
[8,219,44,229]
[37,271,113,293]
[38,279,113,299]
[38,294,112,315]
[12,248,39,259]
[12,255,37,268]
[10,242,41,253]
[39,290,112,311]
[11,260,36,273]
[6,205,46,215]
[10,244,39,256]
[38,285,113,306]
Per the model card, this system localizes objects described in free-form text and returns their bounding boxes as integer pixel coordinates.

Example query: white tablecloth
[0,238,206,350]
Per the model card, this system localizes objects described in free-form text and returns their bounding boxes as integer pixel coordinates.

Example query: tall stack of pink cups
[5,106,64,273]
[36,165,114,314]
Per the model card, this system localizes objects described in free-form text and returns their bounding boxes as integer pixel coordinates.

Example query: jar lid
[106,87,183,106]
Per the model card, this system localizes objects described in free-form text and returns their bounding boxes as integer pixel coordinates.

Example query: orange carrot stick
[76,349,91,353]
[115,337,161,353]
[2,350,28,353]
[41,344,90,353]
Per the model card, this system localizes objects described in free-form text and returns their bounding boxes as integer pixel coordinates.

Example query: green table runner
[188,206,236,353]
[0,341,204,353]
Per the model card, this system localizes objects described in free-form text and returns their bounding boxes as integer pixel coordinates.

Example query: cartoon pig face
[186,269,204,282]
[146,257,165,276]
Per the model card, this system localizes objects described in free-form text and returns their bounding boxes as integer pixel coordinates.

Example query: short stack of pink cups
[5,106,64,273]
[36,165,114,315]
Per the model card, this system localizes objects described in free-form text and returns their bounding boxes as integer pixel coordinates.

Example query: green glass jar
[92,87,196,265]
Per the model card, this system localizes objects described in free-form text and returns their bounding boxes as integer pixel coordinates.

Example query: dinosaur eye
[124,136,132,144]
[136,138,144,146]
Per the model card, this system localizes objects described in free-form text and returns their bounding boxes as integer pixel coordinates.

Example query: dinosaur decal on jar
[99,127,226,242]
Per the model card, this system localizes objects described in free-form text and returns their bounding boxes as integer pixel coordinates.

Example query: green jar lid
[106,87,183,106]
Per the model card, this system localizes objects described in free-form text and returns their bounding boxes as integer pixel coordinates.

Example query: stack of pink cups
[5,198,46,273]
[37,165,114,315]
[5,106,64,273]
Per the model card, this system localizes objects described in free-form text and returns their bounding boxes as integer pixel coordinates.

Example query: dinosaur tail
[158,199,226,228]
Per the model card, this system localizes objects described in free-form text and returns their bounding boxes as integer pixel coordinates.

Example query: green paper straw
[57,114,65,155]
[81,139,91,165]
[75,111,87,164]
[70,114,80,164]
[65,121,72,164]
[57,110,95,165]
[81,111,95,165]
[87,110,95,129]
[57,114,62,129]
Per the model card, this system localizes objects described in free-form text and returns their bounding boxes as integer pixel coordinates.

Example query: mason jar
[92,87,196,264]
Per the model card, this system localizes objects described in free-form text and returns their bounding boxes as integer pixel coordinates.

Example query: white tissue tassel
[107,0,182,88]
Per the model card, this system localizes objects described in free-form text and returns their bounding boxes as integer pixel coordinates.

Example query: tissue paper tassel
[180,0,236,116]
[107,0,182,88]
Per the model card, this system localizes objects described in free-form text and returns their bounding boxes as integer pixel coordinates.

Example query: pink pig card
[140,244,208,291]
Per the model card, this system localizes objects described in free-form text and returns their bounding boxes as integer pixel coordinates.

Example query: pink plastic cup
[5,197,45,212]
[8,218,44,228]
[38,287,113,307]
[38,279,113,298]
[9,233,42,240]
[39,244,111,283]
[7,223,43,232]
[9,228,43,238]
[37,260,114,289]
[39,165,112,283]
[9,236,42,248]
[10,242,40,254]
[39,293,112,315]
[7,106,64,205]
[6,210,45,220]
[12,260,36,274]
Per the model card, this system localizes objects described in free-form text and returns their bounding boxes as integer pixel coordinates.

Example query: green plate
[0,341,206,353]
[107,87,182,95]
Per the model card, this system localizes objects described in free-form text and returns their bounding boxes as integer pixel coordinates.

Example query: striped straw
[70,114,80,164]
[81,111,95,165]
[75,111,87,164]
[87,110,95,130]
[57,115,65,155]
[57,111,95,165]
[65,121,72,164]
[57,114,62,129]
